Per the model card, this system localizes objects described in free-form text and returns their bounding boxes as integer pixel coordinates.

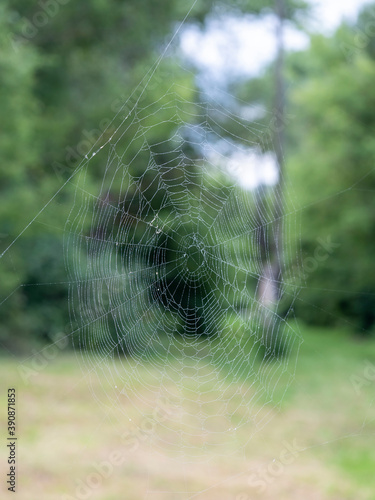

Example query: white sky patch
[180,0,372,190]
[206,144,279,190]
[310,0,374,32]
[226,149,279,189]
[180,15,308,82]
[180,0,373,82]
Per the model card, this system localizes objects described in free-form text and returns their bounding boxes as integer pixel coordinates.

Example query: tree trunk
[272,0,285,295]
[257,0,285,351]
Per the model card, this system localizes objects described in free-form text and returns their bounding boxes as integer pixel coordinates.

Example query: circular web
[64,78,301,459]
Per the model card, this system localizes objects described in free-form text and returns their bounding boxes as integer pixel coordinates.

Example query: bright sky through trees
[180,0,374,82]
[180,0,374,189]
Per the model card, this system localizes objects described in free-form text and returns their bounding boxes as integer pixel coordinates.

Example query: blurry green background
[1,0,374,349]
[1,1,375,499]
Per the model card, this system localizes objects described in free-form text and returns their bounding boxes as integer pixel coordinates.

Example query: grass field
[1,325,375,500]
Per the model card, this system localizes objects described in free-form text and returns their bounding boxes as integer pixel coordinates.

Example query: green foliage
[0,0,212,349]
[286,15,375,333]
[2,0,375,350]
[226,3,375,335]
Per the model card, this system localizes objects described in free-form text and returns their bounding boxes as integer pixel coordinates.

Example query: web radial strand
[64,79,302,459]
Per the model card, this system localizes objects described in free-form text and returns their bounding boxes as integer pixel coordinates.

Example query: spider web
[63,65,302,460]
[1,3,374,499]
